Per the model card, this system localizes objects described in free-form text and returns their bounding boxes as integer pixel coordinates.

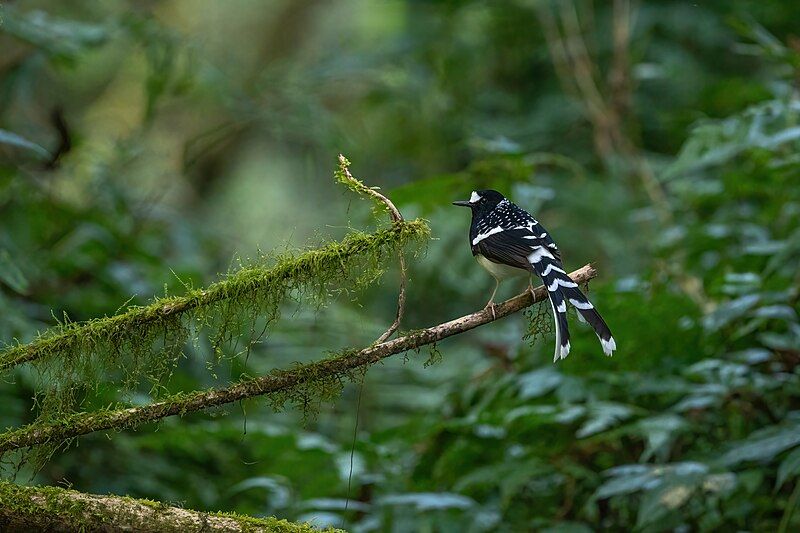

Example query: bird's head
[452,189,506,216]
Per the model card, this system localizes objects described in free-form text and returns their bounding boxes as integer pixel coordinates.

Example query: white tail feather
[548,296,561,363]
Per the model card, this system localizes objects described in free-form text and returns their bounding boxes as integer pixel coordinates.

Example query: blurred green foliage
[1,0,799,531]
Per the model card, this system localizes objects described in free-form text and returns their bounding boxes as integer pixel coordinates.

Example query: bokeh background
[2,0,800,531]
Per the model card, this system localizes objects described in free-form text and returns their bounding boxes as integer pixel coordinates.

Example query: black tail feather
[533,256,616,357]
[546,289,571,361]
[558,284,616,355]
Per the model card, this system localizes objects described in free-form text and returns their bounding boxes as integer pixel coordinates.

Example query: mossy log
[0,481,338,532]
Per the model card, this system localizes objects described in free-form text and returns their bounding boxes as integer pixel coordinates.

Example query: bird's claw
[484,301,497,320]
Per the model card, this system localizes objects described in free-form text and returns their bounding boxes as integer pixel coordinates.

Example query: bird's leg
[528,277,536,298]
[485,278,500,320]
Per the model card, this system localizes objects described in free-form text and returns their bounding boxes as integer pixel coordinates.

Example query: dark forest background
[1,1,800,531]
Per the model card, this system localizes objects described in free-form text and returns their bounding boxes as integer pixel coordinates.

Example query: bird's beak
[452,200,472,207]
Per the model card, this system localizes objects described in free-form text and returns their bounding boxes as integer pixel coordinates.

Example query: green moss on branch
[0,154,430,474]
[0,480,338,532]
[0,264,597,454]
[0,220,429,372]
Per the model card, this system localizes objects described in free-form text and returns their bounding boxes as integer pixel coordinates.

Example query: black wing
[475,228,572,360]
[474,228,561,267]
[473,229,541,270]
[473,225,615,360]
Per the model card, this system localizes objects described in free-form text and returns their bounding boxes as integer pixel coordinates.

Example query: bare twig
[375,252,407,343]
[0,265,598,453]
[337,154,407,343]
[337,154,403,223]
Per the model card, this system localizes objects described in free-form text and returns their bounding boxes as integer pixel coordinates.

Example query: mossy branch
[0,480,338,532]
[0,221,429,372]
[336,154,406,342]
[0,264,597,453]
[336,154,403,223]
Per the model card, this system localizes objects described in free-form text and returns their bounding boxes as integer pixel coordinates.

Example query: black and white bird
[453,189,616,361]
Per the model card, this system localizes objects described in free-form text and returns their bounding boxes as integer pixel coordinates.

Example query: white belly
[476,254,528,280]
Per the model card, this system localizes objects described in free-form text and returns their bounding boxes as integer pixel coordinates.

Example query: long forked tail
[529,249,571,361]
[546,287,571,362]
[559,283,616,356]
[531,251,616,359]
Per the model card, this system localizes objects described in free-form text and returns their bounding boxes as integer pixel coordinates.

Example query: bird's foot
[484,300,497,320]
[527,283,535,298]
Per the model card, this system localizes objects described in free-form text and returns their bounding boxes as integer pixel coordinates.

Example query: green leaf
[300,498,370,513]
[228,476,291,509]
[664,99,800,179]
[594,462,708,500]
[0,250,29,294]
[517,367,562,400]
[576,402,634,438]
[777,447,800,489]
[721,424,800,466]
[759,330,800,351]
[636,414,688,461]
[1,6,109,60]
[636,480,695,528]
[702,295,760,331]
[594,466,655,500]
[0,129,50,160]
[504,404,558,425]
[379,492,475,511]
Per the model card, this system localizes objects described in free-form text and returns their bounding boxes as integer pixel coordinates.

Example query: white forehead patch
[469,191,482,203]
